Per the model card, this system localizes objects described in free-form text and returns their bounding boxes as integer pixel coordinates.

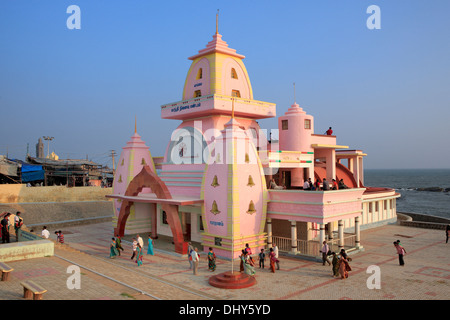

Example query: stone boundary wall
[397,212,450,230]
[0,184,113,203]
[0,201,113,230]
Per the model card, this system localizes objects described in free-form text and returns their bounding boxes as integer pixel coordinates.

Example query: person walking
[208,247,216,272]
[338,249,352,279]
[147,235,154,255]
[241,250,256,276]
[394,241,406,266]
[137,234,144,248]
[273,244,280,270]
[244,243,255,266]
[136,243,143,266]
[269,248,278,273]
[191,247,200,275]
[130,238,137,261]
[331,252,340,277]
[115,235,124,256]
[258,249,266,269]
[187,242,194,269]
[110,238,119,259]
[321,241,331,266]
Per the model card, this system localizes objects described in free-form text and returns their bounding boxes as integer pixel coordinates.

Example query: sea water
[364,169,450,219]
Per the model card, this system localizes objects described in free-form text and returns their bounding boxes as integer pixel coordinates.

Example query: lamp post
[43,136,54,158]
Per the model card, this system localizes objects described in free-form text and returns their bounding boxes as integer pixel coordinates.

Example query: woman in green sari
[331,252,340,277]
[110,238,119,259]
[241,250,256,276]
[208,247,216,272]
[136,243,143,266]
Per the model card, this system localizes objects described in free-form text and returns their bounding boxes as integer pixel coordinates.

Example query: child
[258,249,266,269]
[55,230,64,244]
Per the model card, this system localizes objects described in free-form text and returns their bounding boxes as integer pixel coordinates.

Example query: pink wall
[267,188,365,224]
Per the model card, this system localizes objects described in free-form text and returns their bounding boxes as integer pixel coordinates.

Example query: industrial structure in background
[0,138,114,186]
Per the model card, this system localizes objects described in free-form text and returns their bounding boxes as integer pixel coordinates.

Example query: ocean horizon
[364,168,450,219]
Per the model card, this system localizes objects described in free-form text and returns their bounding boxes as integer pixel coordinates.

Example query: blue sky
[1,0,449,169]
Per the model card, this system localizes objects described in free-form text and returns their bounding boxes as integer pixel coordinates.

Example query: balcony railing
[271,233,357,257]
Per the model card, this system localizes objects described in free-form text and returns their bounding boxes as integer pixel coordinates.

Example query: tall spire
[216,9,219,34]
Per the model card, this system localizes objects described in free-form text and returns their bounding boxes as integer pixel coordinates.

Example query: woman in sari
[338,249,352,279]
[244,244,255,266]
[136,243,143,266]
[115,235,124,256]
[241,250,256,276]
[110,238,119,259]
[147,235,154,255]
[269,248,278,273]
[208,247,216,272]
[331,252,340,277]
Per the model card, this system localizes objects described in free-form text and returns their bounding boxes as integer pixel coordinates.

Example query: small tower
[278,103,314,187]
[112,121,156,235]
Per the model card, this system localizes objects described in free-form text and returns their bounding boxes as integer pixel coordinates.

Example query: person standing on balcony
[321,241,331,266]
[326,127,333,135]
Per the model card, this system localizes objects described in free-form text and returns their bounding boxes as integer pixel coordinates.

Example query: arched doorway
[114,165,188,254]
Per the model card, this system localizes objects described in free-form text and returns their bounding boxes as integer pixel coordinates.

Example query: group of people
[240,243,281,275]
[109,234,155,266]
[321,241,352,279]
[1,211,24,243]
[303,178,349,191]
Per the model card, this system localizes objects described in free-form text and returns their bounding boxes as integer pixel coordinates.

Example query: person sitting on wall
[326,127,333,135]
[332,179,339,190]
[270,179,286,190]
[303,179,310,190]
[308,178,315,190]
[338,179,349,189]
[322,178,330,191]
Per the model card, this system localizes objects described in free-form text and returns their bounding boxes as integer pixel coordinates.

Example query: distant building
[36,138,44,158]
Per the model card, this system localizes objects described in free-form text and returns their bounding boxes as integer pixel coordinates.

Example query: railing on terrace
[271,233,357,257]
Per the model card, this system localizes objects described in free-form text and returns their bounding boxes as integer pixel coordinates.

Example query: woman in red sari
[269,248,278,273]
[338,249,352,279]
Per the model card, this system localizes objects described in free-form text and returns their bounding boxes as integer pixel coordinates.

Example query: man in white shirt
[191,247,200,275]
[131,238,138,261]
[303,180,310,190]
[137,234,144,248]
[273,244,280,270]
[41,226,50,239]
[321,241,331,266]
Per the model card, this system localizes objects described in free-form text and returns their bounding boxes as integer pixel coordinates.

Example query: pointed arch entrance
[114,165,188,254]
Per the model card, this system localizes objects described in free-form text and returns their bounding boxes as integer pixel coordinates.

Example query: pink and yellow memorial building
[107,26,400,259]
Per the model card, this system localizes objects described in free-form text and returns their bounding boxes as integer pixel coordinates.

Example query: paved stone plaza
[0,221,448,300]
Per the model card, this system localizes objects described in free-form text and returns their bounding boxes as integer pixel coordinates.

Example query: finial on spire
[134,115,137,133]
[293,82,296,104]
[216,9,219,34]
